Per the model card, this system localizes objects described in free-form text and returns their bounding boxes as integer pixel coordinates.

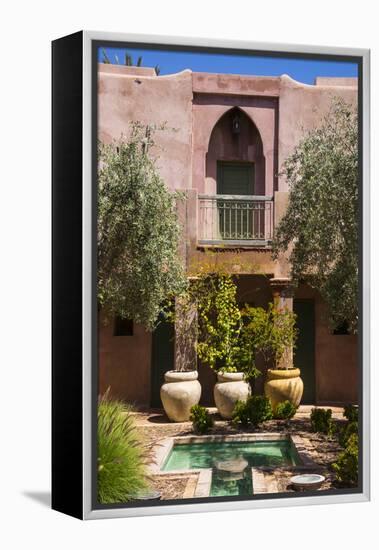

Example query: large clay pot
[160,371,201,422]
[214,372,251,419]
[264,368,304,409]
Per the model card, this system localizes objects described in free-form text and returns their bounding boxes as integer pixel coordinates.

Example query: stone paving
[150,473,199,500]
[134,406,349,499]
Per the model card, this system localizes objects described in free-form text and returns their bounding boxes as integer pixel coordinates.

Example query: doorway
[293,300,316,404]
[217,161,255,240]
[150,315,175,408]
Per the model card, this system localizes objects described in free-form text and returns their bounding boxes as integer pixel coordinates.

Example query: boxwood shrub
[332,433,359,485]
[310,407,335,435]
[190,405,214,434]
[232,395,272,428]
[274,400,297,420]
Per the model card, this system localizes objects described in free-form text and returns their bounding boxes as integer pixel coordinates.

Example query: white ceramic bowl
[290,474,325,490]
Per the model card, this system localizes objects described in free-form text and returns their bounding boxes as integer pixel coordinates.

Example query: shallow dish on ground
[290,473,325,490]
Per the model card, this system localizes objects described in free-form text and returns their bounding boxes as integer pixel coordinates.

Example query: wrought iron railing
[198,194,273,245]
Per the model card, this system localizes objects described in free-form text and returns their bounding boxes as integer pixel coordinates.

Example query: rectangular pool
[162,439,300,497]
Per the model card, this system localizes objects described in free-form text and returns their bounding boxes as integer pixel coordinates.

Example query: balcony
[198,194,273,247]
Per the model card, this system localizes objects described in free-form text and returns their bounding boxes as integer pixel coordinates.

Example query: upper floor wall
[98,64,357,264]
[277,75,357,191]
[98,64,194,192]
[98,63,357,196]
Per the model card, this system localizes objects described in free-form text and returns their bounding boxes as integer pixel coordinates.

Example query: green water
[162,440,299,497]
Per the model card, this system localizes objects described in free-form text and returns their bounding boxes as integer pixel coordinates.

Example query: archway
[201,108,267,242]
[205,108,266,196]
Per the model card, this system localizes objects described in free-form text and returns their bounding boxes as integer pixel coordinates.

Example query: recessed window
[114,317,133,336]
[333,320,350,335]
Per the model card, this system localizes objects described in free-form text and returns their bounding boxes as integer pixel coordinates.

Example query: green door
[294,300,315,404]
[150,315,175,408]
[217,162,254,195]
[217,162,255,240]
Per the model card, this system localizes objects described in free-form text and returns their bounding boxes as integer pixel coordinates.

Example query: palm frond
[102,48,111,64]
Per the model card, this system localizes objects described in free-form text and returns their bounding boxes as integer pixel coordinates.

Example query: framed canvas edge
[81,30,370,520]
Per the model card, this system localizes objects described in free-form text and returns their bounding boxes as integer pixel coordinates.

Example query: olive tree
[97,123,187,329]
[273,99,358,332]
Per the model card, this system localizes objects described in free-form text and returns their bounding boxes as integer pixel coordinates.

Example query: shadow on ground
[147,414,170,424]
[23,491,51,508]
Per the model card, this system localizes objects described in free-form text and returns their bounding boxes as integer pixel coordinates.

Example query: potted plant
[196,275,252,419]
[242,303,302,409]
[160,295,201,422]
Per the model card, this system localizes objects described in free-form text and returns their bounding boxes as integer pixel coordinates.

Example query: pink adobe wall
[295,284,357,405]
[277,75,358,191]
[315,77,357,87]
[192,72,280,96]
[98,64,193,192]
[98,312,152,406]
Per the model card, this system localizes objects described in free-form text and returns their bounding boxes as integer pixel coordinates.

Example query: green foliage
[232,399,252,428]
[193,272,296,377]
[339,404,359,448]
[97,394,150,504]
[339,421,358,448]
[273,99,358,332]
[97,123,187,329]
[344,404,359,423]
[310,407,335,435]
[274,400,297,420]
[248,395,273,426]
[195,275,243,373]
[232,395,273,428]
[241,303,298,370]
[332,433,359,485]
[190,405,214,434]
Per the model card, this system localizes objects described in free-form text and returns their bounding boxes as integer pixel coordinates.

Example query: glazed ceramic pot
[160,371,201,422]
[264,368,304,409]
[214,372,251,419]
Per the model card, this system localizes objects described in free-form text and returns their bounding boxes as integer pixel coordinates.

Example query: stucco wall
[295,284,358,405]
[277,75,358,191]
[98,64,193,192]
[98,313,152,406]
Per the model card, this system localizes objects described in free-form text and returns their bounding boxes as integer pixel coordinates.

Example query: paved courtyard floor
[131,406,350,500]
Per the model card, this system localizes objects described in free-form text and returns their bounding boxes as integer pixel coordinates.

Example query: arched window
[206,108,265,196]
[202,108,267,241]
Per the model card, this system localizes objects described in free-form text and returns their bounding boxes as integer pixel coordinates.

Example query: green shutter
[217,162,254,195]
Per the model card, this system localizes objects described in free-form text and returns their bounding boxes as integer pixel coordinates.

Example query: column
[269,277,294,369]
[174,292,198,372]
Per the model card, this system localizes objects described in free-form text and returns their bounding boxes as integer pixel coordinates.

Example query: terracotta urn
[264,368,304,409]
[160,371,201,422]
[214,372,251,419]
